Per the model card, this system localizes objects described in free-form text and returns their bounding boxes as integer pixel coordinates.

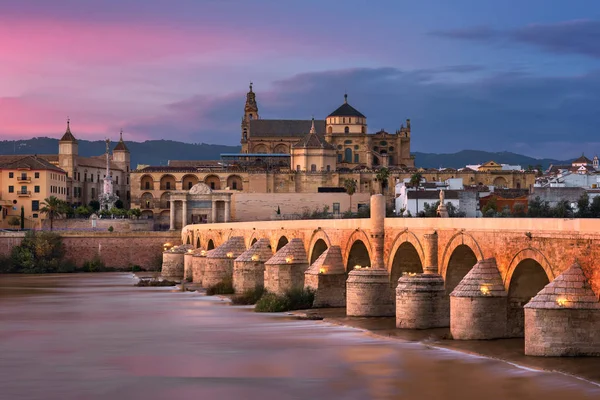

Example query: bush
[255,288,315,312]
[0,254,15,274]
[57,259,77,273]
[108,226,114,232]
[206,276,234,295]
[130,265,143,272]
[9,231,65,273]
[81,255,107,272]
[231,286,266,305]
[135,278,176,287]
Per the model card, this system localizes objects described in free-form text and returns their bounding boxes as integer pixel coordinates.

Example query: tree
[409,173,422,216]
[40,196,65,231]
[375,168,390,194]
[128,208,142,219]
[576,192,591,218]
[343,178,357,212]
[7,216,20,229]
[20,206,25,230]
[88,200,100,212]
[115,199,124,209]
[590,196,600,218]
[482,197,498,216]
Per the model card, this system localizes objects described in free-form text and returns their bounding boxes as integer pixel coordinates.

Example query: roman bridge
[173,195,600,356]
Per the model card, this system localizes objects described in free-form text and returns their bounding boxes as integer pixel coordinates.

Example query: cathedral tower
[112,130,131,173]
[241,82,259,153]
[58,119,78,176]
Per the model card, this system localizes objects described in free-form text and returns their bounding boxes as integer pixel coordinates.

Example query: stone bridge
[175,195,600,356]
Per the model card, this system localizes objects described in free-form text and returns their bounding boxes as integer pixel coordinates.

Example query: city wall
[40,218,154,232]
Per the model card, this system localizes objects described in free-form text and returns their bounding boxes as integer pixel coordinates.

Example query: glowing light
[200,250,207,256]
[556,297,567,307]
[285,256,293,264]
[251,254,260,262]
[226,252,234,258]
[319,267,326,274]
[354,265,362,269]
[187,249,194,253]
[480,285,490,296]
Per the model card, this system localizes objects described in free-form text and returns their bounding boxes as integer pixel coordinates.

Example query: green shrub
[254,288,315,312]
[81,255,107,272]
[130,265,143,272]
[108,226,114,232]
[0,254,16,274]
[57,259,77,273]
[135,278,176,287]
[206,276,234,295]
[231,286,266,305]
[9,231,65,273]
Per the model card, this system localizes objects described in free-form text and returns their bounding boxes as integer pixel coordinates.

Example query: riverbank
[289,307,600,386]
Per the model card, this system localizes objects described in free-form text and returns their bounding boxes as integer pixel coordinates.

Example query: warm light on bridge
[319,267,326,274]
[285,256,294,264]
[200,250,207,256]
[226,252,234,258]
[251,254,260,262]
[480,285,491,296]
[556,297,567,307]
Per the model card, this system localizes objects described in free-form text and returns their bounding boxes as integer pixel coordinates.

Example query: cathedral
[240,84,414,170]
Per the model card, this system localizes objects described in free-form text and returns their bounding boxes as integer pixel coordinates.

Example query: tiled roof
[327,98,365,118]
[525,262,600,310]
[235,238,273,262]
[265,238,308,265]
[114,140,129,152]
[450,258,507,298]
[407,190,460,200]
[206,236,246,259]
[292,132,335,150]
[249,119,325,137]
[166,244,194,253]
[60,121,77,142]
[168,160,222,167]
[305,245,345,275]
[77,156,124,171]
[0,155,65,172]
[572,155,593,164]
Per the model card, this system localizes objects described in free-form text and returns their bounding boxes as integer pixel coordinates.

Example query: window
[249,114,253,120]
[344,126,349,133]
[361,126,366,134]
[34,172,39,179]
[354,145,359,150]
[9,172,13,178]
[337,154,342,162]
[344,140,352,144]
[389,147,394,152]
[32,200,39,211]
[232,181,237,190]
[8,186,14,193]
[166,182,171,190]
[326,165,331,172]
[311,164,317,172]
[333,203,340,214]
[380,141,387,146]
[145,182,150,190]
[187,181,193,190]
[344,148,352,163]
[34,186,40,193]
[33,213,38,218]
[127,177,129,184]
[91,188,95,198]
[116,176,119,184]
[116,190,120,197]
[21,186,26,194]
[354,154,359,163]
[84,173,87,182]
[337,145,342,150]
[91,174,93,182]
[210,182,215,189]
[296,165,301,171]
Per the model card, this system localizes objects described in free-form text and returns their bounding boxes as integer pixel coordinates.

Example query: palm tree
[375,168,390,194]
[343,178,357,213]
[40,196,65,231]
[409,173,423,216]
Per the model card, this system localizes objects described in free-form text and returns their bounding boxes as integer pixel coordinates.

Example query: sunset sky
[2,0,600,158]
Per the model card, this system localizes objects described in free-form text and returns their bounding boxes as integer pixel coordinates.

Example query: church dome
[327,94,365,118]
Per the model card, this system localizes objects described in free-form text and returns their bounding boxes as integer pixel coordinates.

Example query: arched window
[328,126,333,134]
[337,154,342,163]
[361,126,365,133]
[344,140,352,144]
[344,148,352,163]
[311,164,317,172]
[344,126,349,133]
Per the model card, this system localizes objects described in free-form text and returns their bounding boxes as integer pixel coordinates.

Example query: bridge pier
[233,238,273,293]
[396,232,450,329]
[192,249,209,283]
[161,244,192,281]
[450,258,507,340]
[264,238,309,295]
[304,246,346,308]
[525,262,600,356]
[183,250,194,282]
[202,237,246,288]
[347,194,395,316]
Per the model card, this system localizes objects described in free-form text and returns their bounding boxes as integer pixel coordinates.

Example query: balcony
[17,190,31,197]
[17,175,31,183]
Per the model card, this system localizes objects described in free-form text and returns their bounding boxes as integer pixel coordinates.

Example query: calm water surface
[1,273,599,400]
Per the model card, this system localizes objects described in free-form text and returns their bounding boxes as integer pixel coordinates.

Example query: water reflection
[0,273,598,400]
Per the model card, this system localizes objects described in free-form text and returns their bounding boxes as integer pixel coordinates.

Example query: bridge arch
[206,239,215,250]
[505,248,553,337]
[441,232,484,295]
[344,229,373,271]
[308,229,332,265]
[387,231,425,287]
[196,236,201,248]
[274,235,289,251]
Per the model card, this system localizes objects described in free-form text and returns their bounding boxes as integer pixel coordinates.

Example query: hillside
[0,137,566,169]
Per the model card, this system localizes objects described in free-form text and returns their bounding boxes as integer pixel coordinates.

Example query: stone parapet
[524,262,600,356]
[396,273,448,329]
[450,258,507,340]
[346,268,395,317]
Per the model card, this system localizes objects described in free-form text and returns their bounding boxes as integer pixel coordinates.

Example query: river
[0,273,599,400]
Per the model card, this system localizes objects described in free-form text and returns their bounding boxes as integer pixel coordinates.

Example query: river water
[1,273,599,400]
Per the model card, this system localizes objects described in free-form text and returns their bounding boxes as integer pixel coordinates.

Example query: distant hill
[0,138,567,170]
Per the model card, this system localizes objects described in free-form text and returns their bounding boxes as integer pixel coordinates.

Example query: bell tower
[241,82,259,153]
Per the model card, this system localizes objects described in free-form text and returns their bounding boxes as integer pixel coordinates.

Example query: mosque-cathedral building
[130,85,535,227]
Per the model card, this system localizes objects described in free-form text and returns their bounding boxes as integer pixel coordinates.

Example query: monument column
[346,194,395,317]
[169,200,175,230]
[182,199,188,227]
[211,200,217,223]
[224,199,230,222]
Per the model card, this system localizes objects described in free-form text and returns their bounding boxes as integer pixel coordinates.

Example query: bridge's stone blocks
[304,246,346,307]
[161,244,193,280]
[233,238,273,293]
[192,249,212,284]
[525,262,600,356]
[183,251,194,281]
[202,237,246,288]
[347,269,395,317]
[396,273,449,329]
[450,258,507,340]
[264,238,309,295]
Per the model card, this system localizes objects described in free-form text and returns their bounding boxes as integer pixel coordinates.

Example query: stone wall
[0,231,180,269]
[41,218,154,232]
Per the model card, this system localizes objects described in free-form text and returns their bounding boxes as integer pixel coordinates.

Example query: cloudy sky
[1,0,600,158]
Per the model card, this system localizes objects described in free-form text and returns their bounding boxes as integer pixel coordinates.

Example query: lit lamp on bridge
[556,297,567,307]
[200,250,207,256]
[285,256,294,264]
[319,267,326,274]
[479,285,491,296]
[226,252,234,258]
[251,254,260,262]
[354,265,362,269]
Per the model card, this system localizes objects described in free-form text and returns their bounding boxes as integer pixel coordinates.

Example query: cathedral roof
[249,119,325,137]
[60,119,77,142]
[572,154,593,164]
[327,95,366,118]
[113,130,130,152]
[292,119,335,150]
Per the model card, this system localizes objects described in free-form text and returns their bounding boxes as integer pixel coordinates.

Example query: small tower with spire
[113,129,131,173]
[58,118,78,174]
[241,82,259,153]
